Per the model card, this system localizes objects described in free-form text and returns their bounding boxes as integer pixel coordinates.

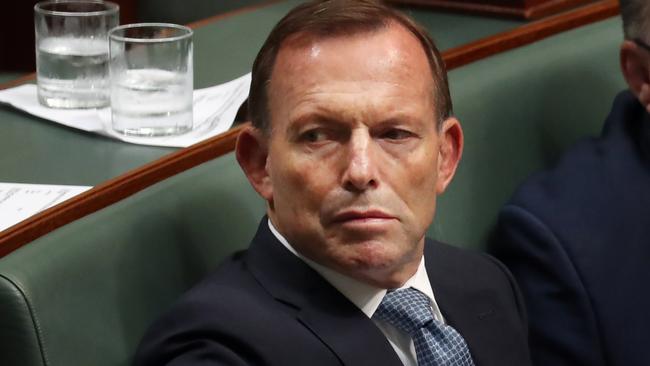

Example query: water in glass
[37,37,110,109]
[111,68,193,136]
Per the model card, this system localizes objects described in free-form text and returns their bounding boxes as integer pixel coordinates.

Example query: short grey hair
[620,0,650,40]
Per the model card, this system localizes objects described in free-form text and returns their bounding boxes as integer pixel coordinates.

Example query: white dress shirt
[268,220,445,366]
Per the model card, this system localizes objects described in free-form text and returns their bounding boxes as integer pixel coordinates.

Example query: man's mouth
[331,209,397,225]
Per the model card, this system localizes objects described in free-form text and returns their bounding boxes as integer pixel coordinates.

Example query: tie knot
[374,287,434,336]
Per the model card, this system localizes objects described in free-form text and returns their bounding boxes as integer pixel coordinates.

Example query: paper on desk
[0,73,251,148]
[0,182,91,232]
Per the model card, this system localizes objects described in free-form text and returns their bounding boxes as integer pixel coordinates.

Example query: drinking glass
[34,0,119,108]
[109,23,193,137]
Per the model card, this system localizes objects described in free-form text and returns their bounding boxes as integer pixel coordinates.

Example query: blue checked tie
[374,287,474,366]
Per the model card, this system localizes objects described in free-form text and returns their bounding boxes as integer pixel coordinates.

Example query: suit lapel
[296,285,402,366]
[246,219,403,366]
[424,239,500,365]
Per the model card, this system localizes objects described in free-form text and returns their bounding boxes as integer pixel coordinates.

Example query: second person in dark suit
[490,0,650,365]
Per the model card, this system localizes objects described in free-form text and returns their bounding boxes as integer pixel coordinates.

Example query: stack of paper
[0,73,251,148]
[0,183,92,232]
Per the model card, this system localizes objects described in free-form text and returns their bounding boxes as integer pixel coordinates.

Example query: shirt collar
[267,219,442,321]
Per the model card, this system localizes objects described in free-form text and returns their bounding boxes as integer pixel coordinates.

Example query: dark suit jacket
[490,90,650,366]
[135,219,531,365]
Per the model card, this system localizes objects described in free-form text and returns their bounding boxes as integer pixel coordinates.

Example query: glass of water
[34,0,119,109]
[109,23,193,137]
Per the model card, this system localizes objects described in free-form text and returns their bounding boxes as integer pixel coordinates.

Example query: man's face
[239,23,462,287]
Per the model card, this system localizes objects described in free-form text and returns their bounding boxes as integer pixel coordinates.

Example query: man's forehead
[281,23,382,49]
[260,24,437,137]
[279,22,424,59]
[270,23,432,88]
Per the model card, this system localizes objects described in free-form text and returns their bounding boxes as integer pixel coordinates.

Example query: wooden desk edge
[0,124,247,257]
[0,0,619,257]
[443,0,619,69]
[390,0,600,20]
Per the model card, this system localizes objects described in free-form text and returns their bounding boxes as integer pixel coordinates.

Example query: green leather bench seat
[0,154,264,366]
[137,0,268,25]
[432,17,626,249]
[0,16,626,366]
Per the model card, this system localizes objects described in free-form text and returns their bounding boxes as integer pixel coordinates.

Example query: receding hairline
[277,15,392,50]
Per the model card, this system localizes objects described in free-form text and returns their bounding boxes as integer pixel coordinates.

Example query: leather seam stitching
[0,274,50,366]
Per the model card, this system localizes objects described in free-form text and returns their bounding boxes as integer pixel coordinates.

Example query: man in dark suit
[489,1,650,365]
[135,1,531,365]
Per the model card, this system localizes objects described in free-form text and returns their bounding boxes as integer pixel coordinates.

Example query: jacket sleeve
[134,336,252,366]
[489,204,606,366]
[132,290,261,366]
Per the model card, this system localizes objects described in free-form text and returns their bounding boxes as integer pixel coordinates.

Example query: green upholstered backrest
[429,17,626,250]
[0,16,626,366]
[137,0,268,24]
[136,0,522,50]
[0,73,24,84]
[0,154,264,366]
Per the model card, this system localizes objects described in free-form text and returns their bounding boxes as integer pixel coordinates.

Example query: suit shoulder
[426,239,509,278]
[150,250,283,326]
[426,239,523,307]
[511,140,604,209]
[133,251,299,365]
[425,240,531,364]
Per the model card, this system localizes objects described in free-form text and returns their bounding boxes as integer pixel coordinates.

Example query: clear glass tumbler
[109,23,194,137]
[34,0,119,109]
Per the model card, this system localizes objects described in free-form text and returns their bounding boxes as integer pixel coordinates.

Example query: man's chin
[332,244,421,287]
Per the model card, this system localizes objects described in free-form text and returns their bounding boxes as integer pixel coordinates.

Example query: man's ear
[436,117,463,195]
[621,40,650,109]
[236,126,273,202]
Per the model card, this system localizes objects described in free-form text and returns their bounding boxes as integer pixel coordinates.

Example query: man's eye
[381,129,414,140]
[302,129,327,143]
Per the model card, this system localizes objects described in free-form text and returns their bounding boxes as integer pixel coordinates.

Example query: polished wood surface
[390,0,599,19]
[443,0,619,69]
[0,73,37,91]
[0,0,620,257]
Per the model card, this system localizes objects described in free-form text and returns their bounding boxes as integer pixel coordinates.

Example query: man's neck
[266,218,442,322]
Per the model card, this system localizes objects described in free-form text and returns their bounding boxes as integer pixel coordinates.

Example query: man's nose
[342,131,379,192]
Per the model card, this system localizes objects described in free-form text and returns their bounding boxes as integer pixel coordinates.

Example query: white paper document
[0,73,251,148]
[0,183,92,232]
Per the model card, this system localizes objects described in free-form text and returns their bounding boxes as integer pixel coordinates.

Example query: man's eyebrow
[288,107,429,132]
[376,114,423,125]
[288,109,350,130]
